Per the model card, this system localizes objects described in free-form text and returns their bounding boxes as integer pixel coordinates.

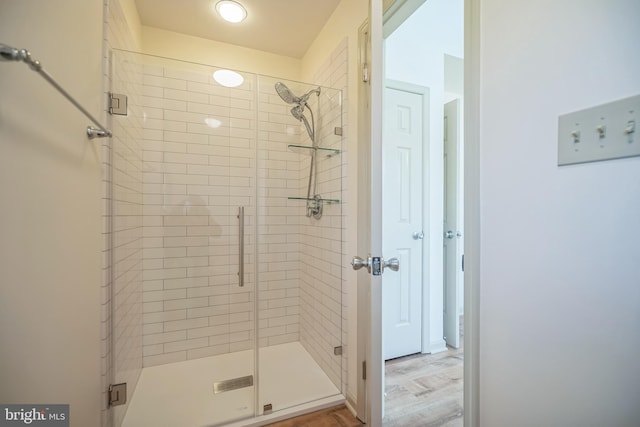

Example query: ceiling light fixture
[213,69,244,87]
[215,0,247,23]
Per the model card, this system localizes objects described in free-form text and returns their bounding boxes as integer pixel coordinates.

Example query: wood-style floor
[384,318,464,427]
[383,345,463,426]
[265,405,363,427]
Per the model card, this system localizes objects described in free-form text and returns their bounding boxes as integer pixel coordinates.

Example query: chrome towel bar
[0,43,112,139]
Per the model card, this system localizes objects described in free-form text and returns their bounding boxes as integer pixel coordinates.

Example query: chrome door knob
[351,255,371,273]
[445,230,462,239]
[382,257,399,272]
[412,231,424,240]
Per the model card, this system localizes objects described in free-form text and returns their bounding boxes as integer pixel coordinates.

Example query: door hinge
[362,361,367,380]
[109,92,128,116]
[108,383,127,407]
[462,254,465,272]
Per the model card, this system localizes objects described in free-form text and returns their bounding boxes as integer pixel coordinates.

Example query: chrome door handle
[445,230,462,239]
[382,257,399,272]
[351,255,399,274]
[351,255,372,273]
[412,231,424,240]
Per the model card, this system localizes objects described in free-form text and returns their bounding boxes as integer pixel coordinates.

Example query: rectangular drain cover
[213,375,254,394]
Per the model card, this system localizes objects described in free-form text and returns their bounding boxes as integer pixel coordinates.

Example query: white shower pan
[122,341,343,427]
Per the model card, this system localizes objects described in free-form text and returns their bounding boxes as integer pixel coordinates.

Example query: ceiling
[134,0,342,59]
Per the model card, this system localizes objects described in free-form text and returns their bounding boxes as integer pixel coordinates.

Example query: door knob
[412,231,424,240]
[445,230,462,239]
[351,255,372,273]
[382,257,399,272]
[351,255,399,274]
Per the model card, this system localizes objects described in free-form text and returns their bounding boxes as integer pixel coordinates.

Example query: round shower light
[213,69,244,87]
[215,0,247,23]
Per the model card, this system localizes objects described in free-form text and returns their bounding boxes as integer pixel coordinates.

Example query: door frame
[357,0,481,425]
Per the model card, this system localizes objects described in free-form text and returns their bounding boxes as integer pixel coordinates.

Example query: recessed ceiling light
[213,69,244,87]
[215,1,247,23]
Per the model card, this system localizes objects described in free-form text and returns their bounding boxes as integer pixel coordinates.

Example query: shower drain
[212,375,254,394]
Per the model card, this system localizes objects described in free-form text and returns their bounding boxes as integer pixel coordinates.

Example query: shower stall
[109,50,344,426]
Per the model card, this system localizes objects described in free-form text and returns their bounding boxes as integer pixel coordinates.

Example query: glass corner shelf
[287,196,340,204]
[287,144,340,157]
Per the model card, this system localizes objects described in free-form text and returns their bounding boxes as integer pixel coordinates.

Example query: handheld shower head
[275,82,320,143]
[291,105,314,142]
[290,105,304,121]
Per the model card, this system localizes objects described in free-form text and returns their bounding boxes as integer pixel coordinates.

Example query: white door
[382,82,426,360]
[443,99,462,349]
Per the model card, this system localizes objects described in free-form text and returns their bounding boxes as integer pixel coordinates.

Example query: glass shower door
[110,50,257,427]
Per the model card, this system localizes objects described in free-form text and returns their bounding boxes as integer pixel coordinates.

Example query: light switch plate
[558,94,640,166]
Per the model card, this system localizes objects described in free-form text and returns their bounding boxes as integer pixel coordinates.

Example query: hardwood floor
[264,405,363,427]
[383,318,464,427]
[383,346,463,426]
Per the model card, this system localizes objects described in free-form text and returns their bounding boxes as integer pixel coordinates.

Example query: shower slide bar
[0,43,112,139]
[238,206,244,287]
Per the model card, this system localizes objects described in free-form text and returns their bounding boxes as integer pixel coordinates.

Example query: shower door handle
[238,206,244,287]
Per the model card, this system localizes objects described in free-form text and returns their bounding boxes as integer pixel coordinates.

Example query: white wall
[384,0,464,351]
[142,26,301,81]
[479,0,640,425]
[0,1,103,426]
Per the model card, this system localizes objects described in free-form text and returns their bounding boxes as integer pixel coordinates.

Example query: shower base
[122,341,343,427]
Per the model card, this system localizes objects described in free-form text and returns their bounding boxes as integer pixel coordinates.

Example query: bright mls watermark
[1,405,68,426]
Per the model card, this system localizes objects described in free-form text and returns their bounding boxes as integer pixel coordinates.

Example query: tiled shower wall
[102,1,144,427]
[256,78,304,348]
[137,59,257,367]
[298,39,349,391]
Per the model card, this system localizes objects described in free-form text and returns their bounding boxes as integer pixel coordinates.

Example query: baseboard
[345,395,357,418]
[429,339,448,354]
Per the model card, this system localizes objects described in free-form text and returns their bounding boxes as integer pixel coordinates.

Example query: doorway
[355,0,479,425]
[381,0,465,424]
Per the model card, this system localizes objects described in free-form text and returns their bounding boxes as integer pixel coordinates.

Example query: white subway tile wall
[103,2,144,427]
[298,39,348,392]
[134,58,258,367]
[256,77,304,349]
[321,37,350,400]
